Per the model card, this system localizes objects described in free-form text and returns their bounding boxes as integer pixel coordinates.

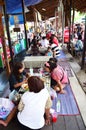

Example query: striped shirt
[50,43,60,57]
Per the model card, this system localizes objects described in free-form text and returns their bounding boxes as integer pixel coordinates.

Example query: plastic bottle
[30,67,33,75]
[56,100,61,112]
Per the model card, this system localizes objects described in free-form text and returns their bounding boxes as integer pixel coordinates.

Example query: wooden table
[23,56,51,68]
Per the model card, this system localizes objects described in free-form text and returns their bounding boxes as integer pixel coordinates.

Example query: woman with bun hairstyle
[44,58,68,94]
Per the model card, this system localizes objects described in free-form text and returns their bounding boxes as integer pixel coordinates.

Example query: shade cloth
[5,0,43,14]
[52,83,80,115]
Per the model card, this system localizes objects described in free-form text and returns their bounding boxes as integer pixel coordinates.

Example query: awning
[5,0,43,14]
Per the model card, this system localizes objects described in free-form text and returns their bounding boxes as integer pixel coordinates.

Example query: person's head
[47,46,51,52]
[49,57,57,63]
[44,58,57,72]
[13,62,24,75]
[28,76,44,93]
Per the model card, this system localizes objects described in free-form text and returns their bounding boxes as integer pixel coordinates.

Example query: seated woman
[44,58,68,94]
[9,62,29,92]
[17,76,52,130]
[74,34,83,54]
[31,41,39,56]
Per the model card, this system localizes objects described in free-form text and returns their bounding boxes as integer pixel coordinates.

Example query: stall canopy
[5,0,43,14]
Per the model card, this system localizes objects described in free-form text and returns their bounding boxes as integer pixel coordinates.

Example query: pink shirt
[51,65,68,84]
[53,37,59,46]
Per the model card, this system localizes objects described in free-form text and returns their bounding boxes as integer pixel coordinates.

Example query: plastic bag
[0,98,14,119]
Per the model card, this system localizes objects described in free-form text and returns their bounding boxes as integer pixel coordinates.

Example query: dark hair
[28,76,44,93]
[45,60,57,72]
[78,34,82,40]
[13,62,23,80]
[49,57,57,63]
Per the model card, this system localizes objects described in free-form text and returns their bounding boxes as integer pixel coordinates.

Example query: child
[45,46,53,56]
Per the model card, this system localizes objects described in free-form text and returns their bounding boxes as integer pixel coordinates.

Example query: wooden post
[0,12,11,75]
[81,16,86,69]
[71,0,75,40]
[3,3,14,67]
[32,7,38,32]
[62,1,65,45]
[21,0,28,50]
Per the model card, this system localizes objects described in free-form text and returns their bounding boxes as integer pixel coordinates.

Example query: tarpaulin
[5,0,43,14]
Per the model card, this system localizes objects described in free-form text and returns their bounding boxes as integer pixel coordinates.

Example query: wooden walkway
[0,51,86,129]
[0,71,86,130]
[0,115,85,130]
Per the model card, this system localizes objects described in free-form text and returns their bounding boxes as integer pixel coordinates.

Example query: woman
[44,58,68,94]
[74,34,83,53]
[9,62,29,92]
[49,35,60,57]
[17,76,52,130]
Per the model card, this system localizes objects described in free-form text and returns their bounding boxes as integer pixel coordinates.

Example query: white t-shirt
[17,88,50,129]
[40,39,49,47]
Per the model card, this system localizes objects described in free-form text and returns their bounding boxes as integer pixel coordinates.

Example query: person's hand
[45,117,51,125]
[26,73,30,78]
[23,79,28,84]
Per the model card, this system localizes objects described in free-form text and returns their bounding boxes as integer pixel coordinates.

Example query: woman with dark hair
[9,62,29,92]
[44,58,68,94]
[49,35,60,57]
[17,76,52,130]
[74,34,83,53]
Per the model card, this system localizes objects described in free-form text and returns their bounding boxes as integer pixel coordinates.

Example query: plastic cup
[52,112,57,123]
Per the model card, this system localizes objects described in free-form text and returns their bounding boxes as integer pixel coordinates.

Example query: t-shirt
[9,71,26,92]
[51,65,68,84]
[75,40,83,51]
[17,88,50,129]
[53,37,59,46]
[50,43,60,57]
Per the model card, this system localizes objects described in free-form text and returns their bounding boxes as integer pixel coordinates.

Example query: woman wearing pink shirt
[44,58,68,94]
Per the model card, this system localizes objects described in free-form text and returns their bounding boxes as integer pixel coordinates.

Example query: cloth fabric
[75,40,83,51]
[9,71,26,92]
[0,98,15,119]
[51,65,68,84]
[17,88,51,129]
[40,39,49,47]
[53,37,59,46]
[50,43,60,57]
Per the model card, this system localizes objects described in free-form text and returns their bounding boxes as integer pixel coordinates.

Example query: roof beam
[0,1,4,5]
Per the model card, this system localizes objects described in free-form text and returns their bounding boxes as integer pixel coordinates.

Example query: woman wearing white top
[17,76,52,130]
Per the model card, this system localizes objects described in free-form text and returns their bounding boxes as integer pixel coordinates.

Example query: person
[45,46,53,56]
[49,37,60,57]
[74,34,83,56]
[17,76,52,130]
[31,41,39,56]
[44,58,68,94]
[9,62,29,92]
[49,34,59,46]
[40,36,49,47]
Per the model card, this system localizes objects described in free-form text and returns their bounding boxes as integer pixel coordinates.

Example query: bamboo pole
[81,16,86,69]
[0,12,11,75]
[21,0,28,50]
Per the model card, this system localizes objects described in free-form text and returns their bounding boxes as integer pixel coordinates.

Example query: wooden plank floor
[0,62,86,129]
[0,115,86,130]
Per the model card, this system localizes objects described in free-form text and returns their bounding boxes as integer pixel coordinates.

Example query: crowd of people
[7,54,69,130]
[27,31,61,58]
[71,23,85,56]
[1,21,85,129]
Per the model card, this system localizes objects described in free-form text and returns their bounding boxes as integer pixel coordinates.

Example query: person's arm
[45,97,52,125]
[14,79,27,88]
[18,99,24,112]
